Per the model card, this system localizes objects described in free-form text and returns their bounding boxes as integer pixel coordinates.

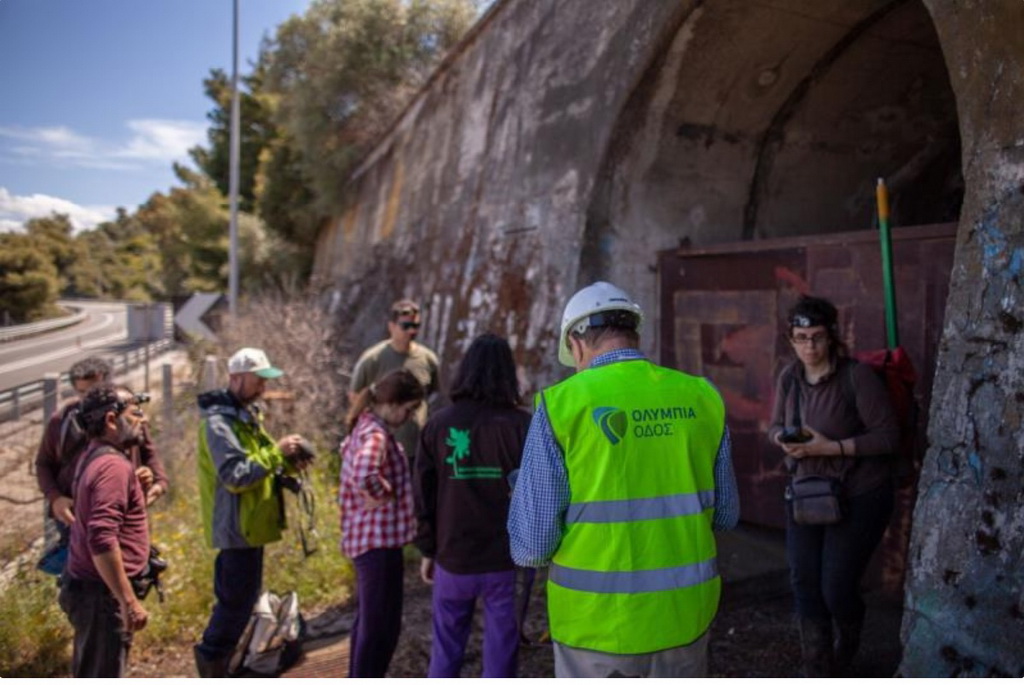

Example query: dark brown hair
[786,294,848,358]
[389,299,420,322]
[450,333,521,407]
[79,383,131,437]
[345,368,426,432]
[69,356,112,383]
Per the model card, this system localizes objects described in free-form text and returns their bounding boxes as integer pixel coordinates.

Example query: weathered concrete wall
[898,0,1024,677]
[315,0,1021,672]
[318,0,961,383]
[317,0,695,391]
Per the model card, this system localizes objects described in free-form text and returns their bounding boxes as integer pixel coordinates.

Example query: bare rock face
[900,3,1024,676]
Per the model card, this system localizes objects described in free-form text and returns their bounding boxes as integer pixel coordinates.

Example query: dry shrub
[214,287,355,452]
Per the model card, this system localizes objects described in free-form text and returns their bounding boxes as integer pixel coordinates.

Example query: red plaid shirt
[339,411,414,558]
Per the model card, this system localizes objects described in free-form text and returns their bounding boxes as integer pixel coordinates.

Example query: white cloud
[0,187,117,233]
[116,119,207,161]
[0,119,206,170]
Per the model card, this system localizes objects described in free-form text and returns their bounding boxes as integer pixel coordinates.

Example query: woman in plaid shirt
[339,368,426,677]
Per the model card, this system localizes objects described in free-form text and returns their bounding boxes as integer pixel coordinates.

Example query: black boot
[833,616,863,675]
[193,644,231,678]
[798,617,834,677]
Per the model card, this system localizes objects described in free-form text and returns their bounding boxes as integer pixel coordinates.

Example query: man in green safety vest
[508,281,739,677]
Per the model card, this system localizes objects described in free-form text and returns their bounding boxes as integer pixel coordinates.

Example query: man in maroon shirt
[58,383,152,678]
[36,357,167,573]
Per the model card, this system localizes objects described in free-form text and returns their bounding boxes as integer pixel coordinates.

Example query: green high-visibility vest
[198,411,290,548]
[543,357,725,654]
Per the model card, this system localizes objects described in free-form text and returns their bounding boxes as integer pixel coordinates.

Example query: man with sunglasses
[35,356,167,574]
[348,299,440,460]
[58,383,153,677]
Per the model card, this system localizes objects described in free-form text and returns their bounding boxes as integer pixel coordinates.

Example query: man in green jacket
[509,282,739,677]
[193,347,312,677]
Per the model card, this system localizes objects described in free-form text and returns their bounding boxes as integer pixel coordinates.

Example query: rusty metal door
[658,222,956,592]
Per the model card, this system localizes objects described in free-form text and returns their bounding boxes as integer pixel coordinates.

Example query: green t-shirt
[350,339,440,458]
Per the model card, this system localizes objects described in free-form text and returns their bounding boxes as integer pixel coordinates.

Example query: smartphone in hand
[779,428,812,444]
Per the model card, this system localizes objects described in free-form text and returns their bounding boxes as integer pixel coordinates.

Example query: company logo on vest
[592,406,628,445]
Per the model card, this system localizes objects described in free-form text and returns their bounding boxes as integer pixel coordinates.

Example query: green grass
[0,570,72,677]
[127,420,354,660]
[0,391,353,676]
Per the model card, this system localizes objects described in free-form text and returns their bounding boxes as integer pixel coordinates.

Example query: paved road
[0,300,128,392]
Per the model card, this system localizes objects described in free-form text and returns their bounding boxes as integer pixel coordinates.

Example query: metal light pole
[228,0,241,317]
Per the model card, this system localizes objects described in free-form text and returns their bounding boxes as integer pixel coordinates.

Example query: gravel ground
[119,550,901,678]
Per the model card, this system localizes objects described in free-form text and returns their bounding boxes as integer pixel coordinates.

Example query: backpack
[37,435,108,576]
[842,347,920,483]
[58,404,88,465]
[230,591,304,675]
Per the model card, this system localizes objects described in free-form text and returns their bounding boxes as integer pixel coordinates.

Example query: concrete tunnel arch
[315,0,1021,673]
[580,0,962,314]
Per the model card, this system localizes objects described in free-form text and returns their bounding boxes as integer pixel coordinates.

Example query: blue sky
[0,0,312,232]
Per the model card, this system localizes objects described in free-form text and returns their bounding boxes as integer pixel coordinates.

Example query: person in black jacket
[413,333,531,677]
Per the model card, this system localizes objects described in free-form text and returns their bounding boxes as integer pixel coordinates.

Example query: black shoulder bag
[783,371,843,526]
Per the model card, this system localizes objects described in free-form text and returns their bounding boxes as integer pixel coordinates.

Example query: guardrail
[0,338,175,424]
[0,308,87,343]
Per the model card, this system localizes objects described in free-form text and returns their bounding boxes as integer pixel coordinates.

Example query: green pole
[876,178,899,348]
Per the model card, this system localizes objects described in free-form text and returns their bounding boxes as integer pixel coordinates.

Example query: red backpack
[842,346,920,483]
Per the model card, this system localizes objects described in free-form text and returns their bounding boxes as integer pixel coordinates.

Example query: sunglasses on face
[399,321,421,331]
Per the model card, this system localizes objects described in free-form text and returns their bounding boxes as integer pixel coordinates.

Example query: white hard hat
[558,281,643,367]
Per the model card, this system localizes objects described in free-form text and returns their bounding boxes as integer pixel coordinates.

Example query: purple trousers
[429,563,519,677]
[350,548,405,678]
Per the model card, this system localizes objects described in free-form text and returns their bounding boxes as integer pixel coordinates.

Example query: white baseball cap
[227,348,284,379]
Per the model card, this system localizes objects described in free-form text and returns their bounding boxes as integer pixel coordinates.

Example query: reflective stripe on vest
[566,490,716,524]
[550,556,718,594]
[542,358,725,654]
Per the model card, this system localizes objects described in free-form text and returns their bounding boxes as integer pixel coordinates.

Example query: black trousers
[197,546,264,660]
[59,576,132,677]
[349,548,405,677]
[786,481,895,622]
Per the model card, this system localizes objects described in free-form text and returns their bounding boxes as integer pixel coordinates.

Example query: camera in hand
[275,468,303,494]
[779,427,812,444]
[131,545,168,602]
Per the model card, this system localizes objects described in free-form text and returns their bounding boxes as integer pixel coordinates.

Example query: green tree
[260,0,477,225]
[66,209,163,301]
[135,165,230,298]
[184,0,476,277]
[0,233,60,323]
[189,63,278,213]
[24,213,77,292]
[254,134,320,250]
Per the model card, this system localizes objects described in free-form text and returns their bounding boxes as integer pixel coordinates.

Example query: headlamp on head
[81,393,149,425]
[789,314,814,328]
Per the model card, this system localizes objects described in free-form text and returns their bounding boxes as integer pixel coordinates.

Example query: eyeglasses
[790,333,828,346]
[399,321,420,331]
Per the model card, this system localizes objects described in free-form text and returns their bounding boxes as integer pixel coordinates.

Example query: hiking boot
[833,616,863,675]
[193,644,231,678]
[798,617,834,677]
